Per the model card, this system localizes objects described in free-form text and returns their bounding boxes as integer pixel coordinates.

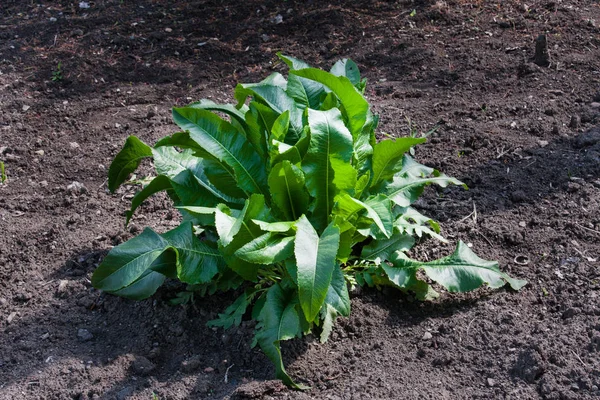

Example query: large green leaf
[172,107,269,198]
[370,137,426,189]
[361,233,415,264]
[320,265,350,343]
[92,228,171,292]
[268,161,309,221]
[163,222,223,285]
[302,108,356,231]
[394,206,446,242]
[246,101,280,159]
[254,282,307,389]
[188,99,248,128]
[294,216,340,322]
[332,193,392,239]
[386,155,466,207]
[330,58,361,86]
[110,269,166,300]
[216,195,271,281]
[153,133,245,200]
[291,69,369,138]
[235,233,295,264]
[389,241,527,292]
[108,136,152,192]
[92,222,224,296]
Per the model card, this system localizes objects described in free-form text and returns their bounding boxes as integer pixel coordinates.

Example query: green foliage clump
[92,54,526,388]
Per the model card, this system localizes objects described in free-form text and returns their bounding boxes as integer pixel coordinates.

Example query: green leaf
[394,206,447,242]
[291,69,369,138]
[270,110,290,143]
[188,99,248,128]
[361,233,415,264]
[330,58,361,86]
[153,134,247,200]
[294,216,340,322]
[125,175,173,225]
[386,155,466,207]
[108,136,152,193]
[251,219,296,233]
[277,53,312,70]
[246,101,280,159]
[207,289,252,330]
[92,228,171,292]
[390,241,527,292]
[254,283,307,389]
[370,137,427,189]
[332,193,392,239]
[163,222,223,285]
[302,108,356,231]
[216,195,271,281]
[324,265,350,317]
[172,107,269,198]
[110,269,166,300]
[235,233,295,264]
[268,161,310,221]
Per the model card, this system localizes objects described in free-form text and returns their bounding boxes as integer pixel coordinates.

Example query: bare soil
[1,1,600,399]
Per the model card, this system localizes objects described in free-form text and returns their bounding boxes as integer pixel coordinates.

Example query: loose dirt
[1,1,599,399]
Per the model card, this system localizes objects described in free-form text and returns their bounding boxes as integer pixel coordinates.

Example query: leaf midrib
[178,111,264,196]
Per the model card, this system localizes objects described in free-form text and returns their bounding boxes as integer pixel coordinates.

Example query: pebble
[518,221,527,227]
[538,140,548,148]
[22,105,30,112]
[40,180,48,187]
[204,367,214,373]
[561,307,580,319]
[34,150,45,156]
[181,356,202,373]
[49,17,57,22]
[77,328,93,341]
[569,115,580,129]
[422,331,433,340]
[69,142,80,149]
[67,181,87,194]
[164,27,173,32]
[590,102,600,109]
[487,378,496,387]
[7,311,17,323]
[57,280,69,294]
[130,356,155,376]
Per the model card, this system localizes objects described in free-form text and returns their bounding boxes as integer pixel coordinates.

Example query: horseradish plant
[93,54,526,387]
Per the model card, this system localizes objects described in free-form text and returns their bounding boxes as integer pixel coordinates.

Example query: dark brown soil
[1,1,600,399]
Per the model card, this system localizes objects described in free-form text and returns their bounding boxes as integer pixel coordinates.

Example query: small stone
[562,307,580,319]
[569,115,580,129]
[131,356,155,376]
[510,121,517,128]
[40,180,48,187]
[534,34,550,67]
[57,280,69,294]
[115,123,121,128]
[15,122,24,131]
[204,367,214,373]
[261,34,270,42]
[519,221,527,227]
[181,356,202,373]
[49,17,57,22]
[67,181,87,194]
[79,1,90,9]
[164,27,173,33]
[77,328,93,341]
[69,142,80,149]
[422,331,433,340]
[538,140,549,148]
[6,312,17,323]
[510,190,528,203]
[22,105,30,112]
[487,378,496,387]
[34,150,45,156]
[571,383,579,391]
[590,102,600,109]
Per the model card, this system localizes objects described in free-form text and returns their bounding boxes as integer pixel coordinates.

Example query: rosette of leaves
[92,54,526,388]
